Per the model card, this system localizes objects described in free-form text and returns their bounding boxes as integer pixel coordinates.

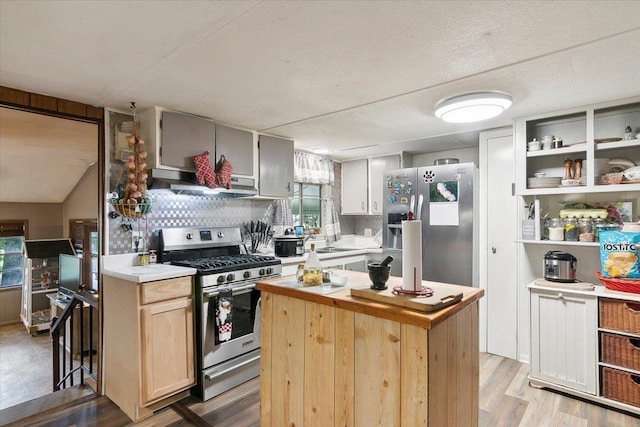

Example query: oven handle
[204,283,255,298]
[204,354,260,380]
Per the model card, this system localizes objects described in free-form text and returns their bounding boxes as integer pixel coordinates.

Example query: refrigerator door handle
[410,195,415,215]
[416,194,424,221]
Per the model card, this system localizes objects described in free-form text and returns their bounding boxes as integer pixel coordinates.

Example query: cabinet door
[341,159,368,214]
[369,155,400,214]
[215,125,254,176]
[140,297,195,404]
[259,135,294,198]
[161,111,215,170]
[530,289,597,394]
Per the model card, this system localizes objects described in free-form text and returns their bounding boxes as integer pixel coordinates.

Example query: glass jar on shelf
[563,218,579,241]
[594,219,622,242]
[547,218,564,241]
[578,218,594,242]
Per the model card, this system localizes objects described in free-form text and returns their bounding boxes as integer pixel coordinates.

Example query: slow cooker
[543,251,577,282]
[274,235,305,257]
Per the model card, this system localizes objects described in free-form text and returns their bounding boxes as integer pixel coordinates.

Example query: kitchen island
[256,270,484,426]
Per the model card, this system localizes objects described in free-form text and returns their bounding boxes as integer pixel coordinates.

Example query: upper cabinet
[142,107,255,178]
[215,124,254,177]
[369,155,401,214]
[341,158,368,214]
[258,135,294,198]
[514,96,640,196]
[161,111,215,170]
[342,155,401,215]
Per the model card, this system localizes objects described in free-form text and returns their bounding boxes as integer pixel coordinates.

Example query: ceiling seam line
[96,0,265,106]
[258,25,640,132]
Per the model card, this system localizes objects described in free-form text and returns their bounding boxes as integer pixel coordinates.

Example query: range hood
[148,168,258,197]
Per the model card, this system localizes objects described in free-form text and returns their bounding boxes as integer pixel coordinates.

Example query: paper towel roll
[402,220,422,291]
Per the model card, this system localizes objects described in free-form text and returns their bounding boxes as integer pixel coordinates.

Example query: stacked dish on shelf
[527,176,561,189]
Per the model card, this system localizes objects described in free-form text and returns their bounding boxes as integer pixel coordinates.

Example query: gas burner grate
[172,254,280,274]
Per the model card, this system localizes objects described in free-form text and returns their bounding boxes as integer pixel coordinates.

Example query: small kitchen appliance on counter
[543,251,577,282]
[158,227,282,401]
[273,233,305,257]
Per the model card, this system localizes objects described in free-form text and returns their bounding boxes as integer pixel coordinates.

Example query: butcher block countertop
[256,269,484,329]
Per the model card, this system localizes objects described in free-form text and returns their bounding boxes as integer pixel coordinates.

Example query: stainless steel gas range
[158,227,281,401]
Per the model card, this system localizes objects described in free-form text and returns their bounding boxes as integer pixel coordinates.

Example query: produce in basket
[111,104,151,217]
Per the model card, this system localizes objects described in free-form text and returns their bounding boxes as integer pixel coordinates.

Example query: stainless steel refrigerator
[382,162,478,287]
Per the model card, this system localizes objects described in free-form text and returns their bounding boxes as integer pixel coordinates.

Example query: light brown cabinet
[258,272,483,426]
[103,275,195,422]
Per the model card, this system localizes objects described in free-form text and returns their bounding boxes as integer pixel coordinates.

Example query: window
[292,184,322,231]
[0,236,24,288]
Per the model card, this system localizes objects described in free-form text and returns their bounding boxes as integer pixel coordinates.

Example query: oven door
[201,282,261,368]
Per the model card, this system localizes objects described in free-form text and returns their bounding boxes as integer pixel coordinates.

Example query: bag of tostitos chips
[599,231,640,278]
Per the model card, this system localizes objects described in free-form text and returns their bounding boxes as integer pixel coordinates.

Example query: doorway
[0,87,103,410]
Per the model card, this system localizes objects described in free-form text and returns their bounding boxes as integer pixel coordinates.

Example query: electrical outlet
[131,231,143,251]
[364,228,372,237]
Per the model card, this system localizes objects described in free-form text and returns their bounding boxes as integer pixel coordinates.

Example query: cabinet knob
[361,202,365,210]
[374,201,378,211]
[491,247,496,254]
[557,293,563,299]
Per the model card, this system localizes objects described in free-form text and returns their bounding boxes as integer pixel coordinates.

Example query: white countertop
[102,254,196,283]
[101,235,382,282]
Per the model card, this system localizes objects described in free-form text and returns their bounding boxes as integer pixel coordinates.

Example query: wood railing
[50,290,99,391]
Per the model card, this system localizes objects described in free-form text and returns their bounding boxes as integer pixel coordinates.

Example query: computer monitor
[58,254,82,298]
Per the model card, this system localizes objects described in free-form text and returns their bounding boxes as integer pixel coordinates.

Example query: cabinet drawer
[600,298,640,334]
[602,366,640,408]
[601,332,640,371]
[140,277,192,305]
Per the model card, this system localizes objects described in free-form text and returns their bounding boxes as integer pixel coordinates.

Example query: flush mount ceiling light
[434,91,513,123]
[312,147,330,155]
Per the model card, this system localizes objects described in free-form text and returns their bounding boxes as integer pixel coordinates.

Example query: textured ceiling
[1,1,640,193]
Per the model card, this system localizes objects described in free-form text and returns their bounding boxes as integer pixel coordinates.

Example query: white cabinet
[529,286,597,394]
[369,154,401,214]
[258,134,294,198]
[529,285,640,415]
[342,155,401,215]
[341,159,369,215]
[514,96,640,196]
[341,158,368,214]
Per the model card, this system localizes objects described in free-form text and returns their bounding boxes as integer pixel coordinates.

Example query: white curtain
[294,151,334,185]
[271,199,293,237]
[323,197,341,243]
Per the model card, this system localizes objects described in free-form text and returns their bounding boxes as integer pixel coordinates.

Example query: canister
[563,218,579,241]
[578,218,594,242]
[548,218,564,241]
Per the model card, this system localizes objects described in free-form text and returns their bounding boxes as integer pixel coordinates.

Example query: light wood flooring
[1,327,639,426]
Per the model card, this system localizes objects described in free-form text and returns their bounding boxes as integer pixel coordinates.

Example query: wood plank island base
[257,270,484,427]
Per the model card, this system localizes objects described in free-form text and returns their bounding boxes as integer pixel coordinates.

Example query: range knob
[243,271,251,279]
[226,273,235,282]
[259,268,265,275]
[217,276,225,284]
[266,267,273,275]
[186,233,194,240]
